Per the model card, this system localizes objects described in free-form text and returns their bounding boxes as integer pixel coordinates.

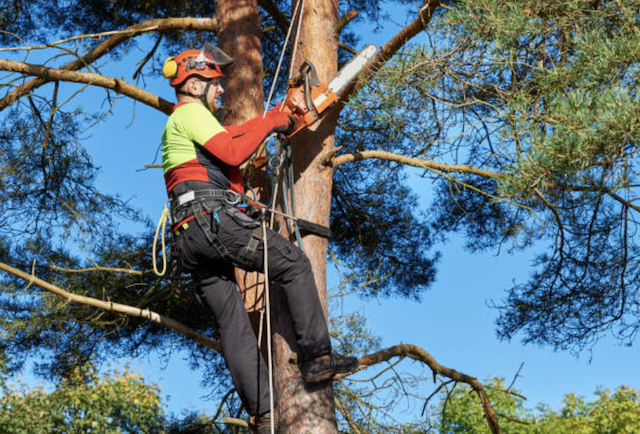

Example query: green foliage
[422,378,640,434]
[0,232,230,385]
[0,362,164,434]
[389,0,640,350]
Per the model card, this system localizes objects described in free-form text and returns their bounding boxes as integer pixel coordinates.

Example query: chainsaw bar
[326,44,378,100]
[283,44,379,137]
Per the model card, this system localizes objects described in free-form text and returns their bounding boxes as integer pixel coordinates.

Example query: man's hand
[270,112,296,136]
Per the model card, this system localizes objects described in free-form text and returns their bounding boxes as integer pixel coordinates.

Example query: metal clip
[223,190,241,206]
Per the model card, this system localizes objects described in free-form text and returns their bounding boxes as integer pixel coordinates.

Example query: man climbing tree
[160,42,358,432]
[3,1,639,434]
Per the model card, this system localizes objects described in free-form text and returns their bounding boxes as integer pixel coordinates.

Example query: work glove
[270,111,296,136]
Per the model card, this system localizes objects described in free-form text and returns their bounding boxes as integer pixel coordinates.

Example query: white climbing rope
[256,2,309,431]
[152,201,171,277]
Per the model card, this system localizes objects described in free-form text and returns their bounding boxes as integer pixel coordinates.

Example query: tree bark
[271,0,340,433]
[216,0,269,340]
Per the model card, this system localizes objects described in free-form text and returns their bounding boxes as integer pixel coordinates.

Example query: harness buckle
[223,190,240,206]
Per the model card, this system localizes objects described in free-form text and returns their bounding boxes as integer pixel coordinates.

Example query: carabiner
[223,190,241,206]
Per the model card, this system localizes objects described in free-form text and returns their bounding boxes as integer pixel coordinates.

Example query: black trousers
[172,205,332,416]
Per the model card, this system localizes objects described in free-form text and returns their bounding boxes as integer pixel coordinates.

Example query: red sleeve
[203,110,291,167]
[225,104,283,136]
[203,117,277,167]
[225,116,264,136]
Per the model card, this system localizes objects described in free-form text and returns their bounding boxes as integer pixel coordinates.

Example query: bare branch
[341,343,502,434]
[0,58,173,114]
[0,17,219,112]
[336,10,359,35]
[0,261,221,352]
[335,397,363,434]
[49,264,143,276]
[322,149,501,179]
[325,151,640,218]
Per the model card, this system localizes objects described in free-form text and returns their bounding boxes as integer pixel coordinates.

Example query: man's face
[202,78,224,112]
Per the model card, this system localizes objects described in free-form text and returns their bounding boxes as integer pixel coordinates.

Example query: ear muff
[162,56,178,79]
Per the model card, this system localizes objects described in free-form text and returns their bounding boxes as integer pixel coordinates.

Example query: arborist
[161,43,358,433]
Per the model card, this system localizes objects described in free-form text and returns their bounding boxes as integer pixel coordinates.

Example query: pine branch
[325,150,640,217]
[0,261,221,352]
[338,0,442,107]
[0,17,219,112]
[0,59,173,114]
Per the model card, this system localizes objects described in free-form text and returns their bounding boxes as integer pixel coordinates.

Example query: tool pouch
[223,207,264,269]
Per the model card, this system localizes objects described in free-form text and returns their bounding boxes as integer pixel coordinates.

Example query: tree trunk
[217,0,268,346]
[218,0,340,432]
[272,0,339,433]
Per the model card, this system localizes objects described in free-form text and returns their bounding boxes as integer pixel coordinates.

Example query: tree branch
[2,261,502,431]
[0,59,173,115]
[0,261,221,352]
[324,150,640,218]
[336,10,359,35]
[341,343,502,434]
[258,0,290,35]
[322,149,501,179]
[0,17,219,112]
[338,0,442,106]
[49,263,144,275]
[335,397,363,434]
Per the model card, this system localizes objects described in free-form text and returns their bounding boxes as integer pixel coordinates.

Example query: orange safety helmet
[162,43,234,87]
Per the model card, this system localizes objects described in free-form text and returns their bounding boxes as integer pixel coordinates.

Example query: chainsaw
[282,44,378,138]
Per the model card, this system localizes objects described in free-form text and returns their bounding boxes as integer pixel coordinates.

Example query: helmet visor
[191,43,234,69]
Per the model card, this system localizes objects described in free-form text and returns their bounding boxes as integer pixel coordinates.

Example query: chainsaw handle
[298,60,321,86]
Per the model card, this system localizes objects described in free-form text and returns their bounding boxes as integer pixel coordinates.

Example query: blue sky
[6,2,639,422]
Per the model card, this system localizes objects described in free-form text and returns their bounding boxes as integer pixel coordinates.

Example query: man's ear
[183,78,194,93]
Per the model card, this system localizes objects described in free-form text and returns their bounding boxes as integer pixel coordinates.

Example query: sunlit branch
[0,17,219,112]
[0,59,173,114]
[0,261,221,352]
[338,0,442,106]
[323,149,501,179]
[50,264,143,276]
[341,343,502,434]
[326,149,640,218]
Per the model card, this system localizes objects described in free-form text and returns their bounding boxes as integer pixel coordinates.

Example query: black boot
[301,352,359,383]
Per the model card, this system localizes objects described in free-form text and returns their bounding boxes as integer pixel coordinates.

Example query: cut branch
[0,17,219,112]
[0,59,173,114]
[341,343,502,434]
[0,261,221,352]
